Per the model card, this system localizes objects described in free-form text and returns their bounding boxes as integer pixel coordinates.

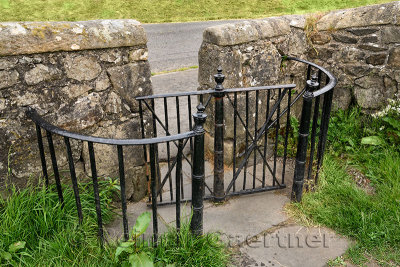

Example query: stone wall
[0,20,152,201]
[200,1,400,111]
[199,1,400,162]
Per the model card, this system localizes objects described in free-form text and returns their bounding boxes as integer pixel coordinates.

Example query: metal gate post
[213,67,226,202]
[291,76,318,202]
[191,103,207,236]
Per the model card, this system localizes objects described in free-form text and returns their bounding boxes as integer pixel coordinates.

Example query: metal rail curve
[285,56,337,97]
[25,107,200,145]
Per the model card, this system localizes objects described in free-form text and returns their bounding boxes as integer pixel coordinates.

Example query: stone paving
[105,69,350,266]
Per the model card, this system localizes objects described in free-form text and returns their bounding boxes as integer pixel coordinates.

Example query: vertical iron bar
[306,95,320,186]
[188,95,193,150]
[191,104,206,236]
[117,145,129,241]
[188,96,194,198]
[252,91,259,189]
[306,64,312,80]
[307,70,322,186]
[213,67,225,201]
[291,75,318,202]
[46,131,64,206]
[64,137,83,223]
[139,100,151,202]
[164,97,173,200]
[175,139,183,243]
[262,90,271,187]
[282,89,292,185]
[151,99,162,203]
[233,92,237,192]
[176,96,181,134]
[243,91,249,190]
[315,77,334,185]
[273,89,281,186]
[176,96,184,199]
[88,141,104,245]
[149,143,158,246]
[35,124,49,188]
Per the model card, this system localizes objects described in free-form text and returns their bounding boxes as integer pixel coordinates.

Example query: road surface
[143,20,241,72]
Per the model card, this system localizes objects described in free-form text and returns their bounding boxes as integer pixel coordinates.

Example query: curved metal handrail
[25,107,200,145]
[285,56,337,97]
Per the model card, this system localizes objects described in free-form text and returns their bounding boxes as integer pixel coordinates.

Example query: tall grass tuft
[0,182,116,266]
[151,218,231,266]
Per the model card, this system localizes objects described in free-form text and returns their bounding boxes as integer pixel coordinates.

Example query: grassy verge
[0,182,116,266]
[0,0,394,22]
[289,105,400,266]
[0,180,230,266]
[151,66,198,76]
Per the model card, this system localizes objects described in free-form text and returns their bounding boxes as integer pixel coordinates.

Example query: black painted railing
[26,104,207,246]
[136,56,337,204]
[26,56,336,245]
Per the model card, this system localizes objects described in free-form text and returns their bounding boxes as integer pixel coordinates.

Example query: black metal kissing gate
[26,56,336,245]
[136,57,336,204]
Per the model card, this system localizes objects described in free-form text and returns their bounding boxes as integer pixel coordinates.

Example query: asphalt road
[143,20,241,72]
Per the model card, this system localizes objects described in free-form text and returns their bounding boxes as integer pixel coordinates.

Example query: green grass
[0,182,117,266]
[289,107,400,266]
[0,180,230,266]
[151,65,198,76]
[0,0,394,23]
[150,218,231,266]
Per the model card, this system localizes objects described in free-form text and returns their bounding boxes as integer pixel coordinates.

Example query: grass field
[0,0,394,23]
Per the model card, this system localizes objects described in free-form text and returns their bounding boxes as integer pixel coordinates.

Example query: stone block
[203,19,290,46]
[358,43,387,52]
[0,70,19,89]
[0,58,17,70]
[54,92,104,131]
[129,48,148,61]
[317,2,399,30]
[332,47,366,63]
[95,71,111,92]
[361,35,378,43]
[64,55,102,81]
[100,49,123,63]
[288,29,308,57]
[0,125,82,186]
[0,20,147,56]
[354,72,396,110]
[332,86,352,110]
[24,64,61,85]
[61,83,92,99]
[107,62,153,112]
[388,47,400,68]
[332,34,358,44]
[382,27,400,44]
[347,28,378,36]
[342,64,370,77]
[366,53,387,65]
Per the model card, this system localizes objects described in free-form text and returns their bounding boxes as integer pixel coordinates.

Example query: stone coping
[0,20,147,56]
[203,1,400,46]
[317,1,400,31]
[203,18,290,46]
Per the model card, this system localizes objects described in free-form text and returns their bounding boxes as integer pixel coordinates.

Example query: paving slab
[203,192,290,246]
[239,225,349,267]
